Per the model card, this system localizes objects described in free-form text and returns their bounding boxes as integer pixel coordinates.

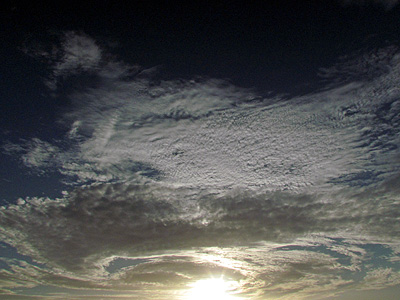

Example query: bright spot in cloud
[185,277,242,300]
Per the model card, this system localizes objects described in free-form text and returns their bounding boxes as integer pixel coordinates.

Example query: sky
[1,1,400,299]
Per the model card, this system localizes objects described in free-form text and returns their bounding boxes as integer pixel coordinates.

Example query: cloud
[2,139,62,174]
[0,178,399,298]
[318,45,400,86]
[18,78,398,191]
[53,31,102,74]
[363,268,400,289]
[16,34,400,193]
[21,31,138,91]
[3,32,400,299]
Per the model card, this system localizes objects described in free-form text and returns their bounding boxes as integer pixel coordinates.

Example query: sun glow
[185,277,242,300]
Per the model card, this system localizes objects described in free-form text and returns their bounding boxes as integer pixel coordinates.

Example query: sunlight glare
[185,277,241,300]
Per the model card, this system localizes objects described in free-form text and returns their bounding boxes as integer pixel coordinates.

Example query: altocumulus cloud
[1,31,400,299]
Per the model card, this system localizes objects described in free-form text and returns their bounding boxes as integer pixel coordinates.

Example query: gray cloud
[0,179,399,296]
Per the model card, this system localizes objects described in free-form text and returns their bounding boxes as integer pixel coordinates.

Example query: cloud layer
[1,181,400,299]
[2,31,400,299]
[9,34,400,193]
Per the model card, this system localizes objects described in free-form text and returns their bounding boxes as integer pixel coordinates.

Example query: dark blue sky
[3,1,400,87]
[2,1,400,137]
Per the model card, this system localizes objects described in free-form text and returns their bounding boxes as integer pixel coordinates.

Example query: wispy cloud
[2,139,63,175]
[21,31,138,91]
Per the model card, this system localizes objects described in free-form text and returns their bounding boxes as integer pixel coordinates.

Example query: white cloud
[16,36,400,193]
[20,44,397,193]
